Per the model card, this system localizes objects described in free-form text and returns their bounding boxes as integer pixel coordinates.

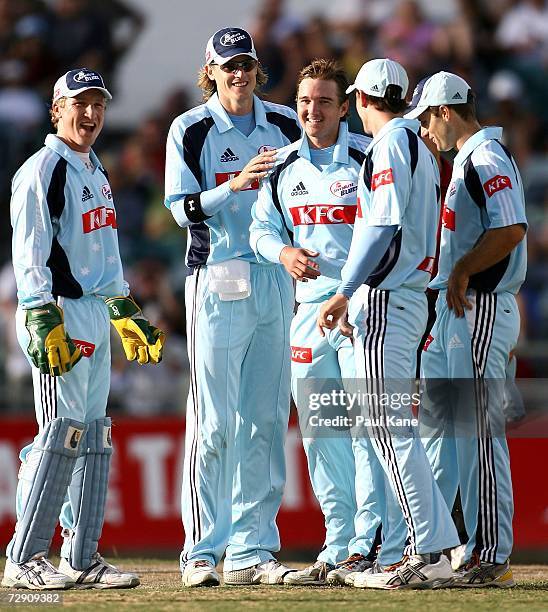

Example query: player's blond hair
[197,64,268,101]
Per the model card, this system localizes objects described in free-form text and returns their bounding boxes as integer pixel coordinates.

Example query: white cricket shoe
[283,560,334,585]
[326,553,373,585]
[181,560,221,587]
[224,560,296,585]
[58,553,139,589]
[2,556,74,590]
[353,554,454,590]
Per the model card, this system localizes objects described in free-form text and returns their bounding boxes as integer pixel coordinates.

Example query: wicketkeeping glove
[25,303,82,376]
[105,296,165,365]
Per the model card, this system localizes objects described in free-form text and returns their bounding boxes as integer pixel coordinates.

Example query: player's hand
[106,296,166,365]
[279,247,320,281]
[446,261,472,317]
[338,312,354,339]
[25,303,82,376]
[317,294,349,337]
[229,150,277,192]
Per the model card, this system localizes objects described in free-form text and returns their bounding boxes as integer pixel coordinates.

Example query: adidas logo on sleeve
[82,185,94,202]
[220,147,239,162]
[291,181,308,196]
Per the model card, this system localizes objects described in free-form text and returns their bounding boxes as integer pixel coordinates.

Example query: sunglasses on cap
[212,59,258,73]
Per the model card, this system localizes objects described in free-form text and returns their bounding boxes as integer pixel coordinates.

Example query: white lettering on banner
[0,443,18,522]
[127,436,174,518]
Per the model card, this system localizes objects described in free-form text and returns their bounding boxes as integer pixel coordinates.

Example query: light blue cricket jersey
[430,127,527,294]
[164,93,301,268]
[354,117,440,291]
[11,134,126,309]
[250,121,371,302]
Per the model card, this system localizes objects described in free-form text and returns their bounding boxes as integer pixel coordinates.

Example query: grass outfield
[1,560,547,611]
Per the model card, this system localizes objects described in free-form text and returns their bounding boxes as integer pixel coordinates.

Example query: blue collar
[206,93,267,134]
[453,127,504,167]
[45,134,102,173]
[366,117,420,155]
[297,121,350,164]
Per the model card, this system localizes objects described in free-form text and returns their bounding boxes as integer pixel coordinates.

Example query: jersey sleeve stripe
[182,117,215,186]
[265,111,301,143]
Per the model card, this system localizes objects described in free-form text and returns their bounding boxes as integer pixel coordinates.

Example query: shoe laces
[33,557,58,573]
[90,552,117,572]
[338,553,366,570]
[463,551,481,571]
[193,560,213,569]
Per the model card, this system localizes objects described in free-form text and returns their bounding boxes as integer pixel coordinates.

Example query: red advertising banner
[0,417,546,552]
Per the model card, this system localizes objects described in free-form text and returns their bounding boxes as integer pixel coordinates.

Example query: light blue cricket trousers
[181,263,293,572]
[291,301,381,565]
[350,285,460,559]
[421,289,519,564]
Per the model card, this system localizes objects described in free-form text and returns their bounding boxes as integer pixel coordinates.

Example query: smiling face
[53,89,106,152]
[297,78,349,149]
[206,54,257,112]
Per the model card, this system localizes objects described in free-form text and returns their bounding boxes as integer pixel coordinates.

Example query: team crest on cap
[73,70,102,84]
[220,31,247,47]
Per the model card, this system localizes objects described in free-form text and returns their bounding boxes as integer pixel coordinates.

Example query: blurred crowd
[1,0,547,414]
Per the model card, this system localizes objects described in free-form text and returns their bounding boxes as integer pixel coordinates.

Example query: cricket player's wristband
[183,193,209,223]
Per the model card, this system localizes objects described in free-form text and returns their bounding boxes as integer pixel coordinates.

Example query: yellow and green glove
[25,303,82,376]
[105,296,165,365]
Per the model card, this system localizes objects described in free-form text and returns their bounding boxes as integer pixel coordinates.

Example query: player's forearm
[338,225,397,298]
[169,182,233,227]
[454,225,526,277]
[253,233,287,264]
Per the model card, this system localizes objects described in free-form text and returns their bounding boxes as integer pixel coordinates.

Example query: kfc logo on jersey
[291,346,312,363]
[289,204,357,226]
[483,175,512,197]
[371,168,394,191]
[442,205,455,231]
[72,339,96,357]
[82,206,117,233]
[101,184,112,200]
[423,334,434,351]
[330,180,358,198]
[258,145,276,153]
[215,171,259,190]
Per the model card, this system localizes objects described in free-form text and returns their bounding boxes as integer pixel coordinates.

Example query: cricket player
[408,71,527,587]
[317,59,460,589]
[2,68,165,590]
[164,28,301,587]
[250,59,387,586]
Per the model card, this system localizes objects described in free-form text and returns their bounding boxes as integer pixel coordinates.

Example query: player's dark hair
[296,58,350,113]
[197,63,268,101]
[364,85,408,114]
[430,90,477,121]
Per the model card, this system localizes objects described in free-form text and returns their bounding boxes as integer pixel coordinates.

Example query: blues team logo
[101,184,112,200]
[330,180,357,198]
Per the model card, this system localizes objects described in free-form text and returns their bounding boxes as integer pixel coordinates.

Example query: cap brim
[345,84,357,94]
[216,50,257,65]
[404,104,427,120]
[54,85,112,102]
